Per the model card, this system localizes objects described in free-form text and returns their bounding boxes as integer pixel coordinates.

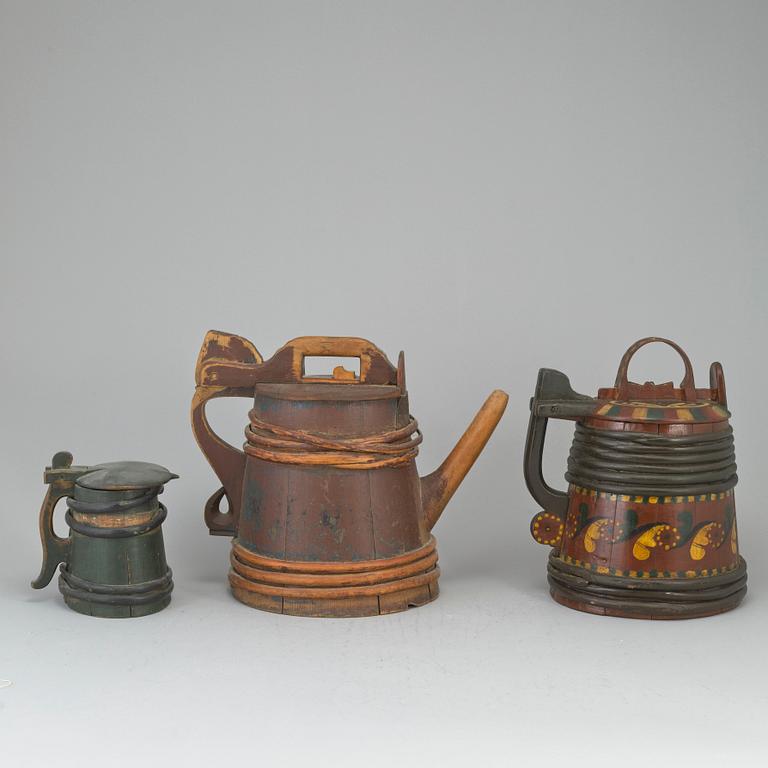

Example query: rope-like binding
[244,412,422,469]
[565,423,738,495]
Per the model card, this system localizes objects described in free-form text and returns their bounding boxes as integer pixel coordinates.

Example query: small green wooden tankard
[32,451,177,618]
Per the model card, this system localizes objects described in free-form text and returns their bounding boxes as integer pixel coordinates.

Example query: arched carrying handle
[283,336,394,384]
[614,337,697,402]
[32,451,88,589]
[196,333,398,389]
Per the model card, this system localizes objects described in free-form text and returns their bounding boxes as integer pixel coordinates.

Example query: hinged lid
[76,461,178,491]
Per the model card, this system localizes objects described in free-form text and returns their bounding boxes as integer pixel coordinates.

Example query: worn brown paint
[192,332,508,617]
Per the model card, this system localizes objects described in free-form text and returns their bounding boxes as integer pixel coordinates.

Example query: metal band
[58,566,174,606]
[65,503,167,538]
[565,424,737,495]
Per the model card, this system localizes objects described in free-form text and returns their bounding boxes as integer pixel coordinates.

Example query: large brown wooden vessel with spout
[192,332,508,617]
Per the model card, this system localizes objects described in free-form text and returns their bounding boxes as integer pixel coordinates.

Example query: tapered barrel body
[192,333,508,617]
[525,338,746,619]
[32,454,176,618]
[238,384,427,562]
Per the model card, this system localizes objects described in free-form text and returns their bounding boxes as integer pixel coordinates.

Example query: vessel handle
[192,386,250,536]
[523,370,575,547]
[524,408,569,547]
[32,452,81,589]
[281,336,397,384]
[614,337,697,402]
[193,331,264,536]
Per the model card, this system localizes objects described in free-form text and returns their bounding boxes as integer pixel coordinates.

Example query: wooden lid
[592,338,730,425]
[255,383,401,402]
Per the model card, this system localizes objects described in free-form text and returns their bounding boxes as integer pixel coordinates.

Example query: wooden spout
[421,389,509,531]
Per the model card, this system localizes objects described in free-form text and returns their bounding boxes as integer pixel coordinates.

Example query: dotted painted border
[571,486,734,505]
[560,554,741,580]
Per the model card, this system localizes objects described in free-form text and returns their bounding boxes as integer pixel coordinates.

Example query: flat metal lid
[76,461,178,491]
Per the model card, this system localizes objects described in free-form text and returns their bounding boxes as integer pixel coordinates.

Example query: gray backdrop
[1,2,766,766]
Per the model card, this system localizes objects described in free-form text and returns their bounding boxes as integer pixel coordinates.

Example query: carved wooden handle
[192,332,400,534]
[523,394,569,540]
[192,331,264,536]
[279,336,397,384]
[614,337,697,402]
[195,333,397,388]
[32,452,85,589]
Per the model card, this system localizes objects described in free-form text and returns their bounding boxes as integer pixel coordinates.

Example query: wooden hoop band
[231,536,437,574]
[231,548,439,588]
[228,565,440,601]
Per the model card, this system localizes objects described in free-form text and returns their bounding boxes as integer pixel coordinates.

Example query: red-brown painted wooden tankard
[192,331,508,617]
[524,337,746,619]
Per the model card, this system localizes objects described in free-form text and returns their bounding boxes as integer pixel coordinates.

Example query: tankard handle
[524,369,597,547]
[192,331,265,536]
[193,331,401,534]
[32,452,87,589]
[614,337,697,402]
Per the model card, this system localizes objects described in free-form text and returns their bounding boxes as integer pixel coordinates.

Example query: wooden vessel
[32,452,176,618]
[524,337,746,619]
[192,332,508,617]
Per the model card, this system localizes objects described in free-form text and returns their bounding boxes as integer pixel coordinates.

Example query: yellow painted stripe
[676,408,695,421]
[596,404,613,416]
[631,407,648,420]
